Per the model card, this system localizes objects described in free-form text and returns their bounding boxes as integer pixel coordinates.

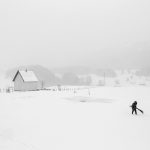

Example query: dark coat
[131,101,137,109]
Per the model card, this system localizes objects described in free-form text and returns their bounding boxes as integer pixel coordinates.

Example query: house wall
[14,73,39,91]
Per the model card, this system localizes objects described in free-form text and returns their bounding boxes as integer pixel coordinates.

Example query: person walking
[130,101,144,115]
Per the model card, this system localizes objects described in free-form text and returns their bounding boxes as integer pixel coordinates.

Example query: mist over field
[0,0,150,70]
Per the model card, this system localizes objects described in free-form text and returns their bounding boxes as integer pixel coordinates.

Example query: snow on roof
[13,70,38,82]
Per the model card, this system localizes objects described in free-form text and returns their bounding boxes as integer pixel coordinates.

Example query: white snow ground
[0,87,149,150]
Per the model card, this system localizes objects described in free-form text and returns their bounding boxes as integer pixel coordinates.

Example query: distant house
[13,70,40,91]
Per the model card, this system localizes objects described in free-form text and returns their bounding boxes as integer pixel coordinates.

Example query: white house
[13,70,40,91]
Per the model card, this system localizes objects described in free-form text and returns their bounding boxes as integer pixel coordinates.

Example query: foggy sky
[0,0,150,70]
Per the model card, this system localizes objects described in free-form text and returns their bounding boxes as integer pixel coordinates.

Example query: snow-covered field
[0,87,150,150]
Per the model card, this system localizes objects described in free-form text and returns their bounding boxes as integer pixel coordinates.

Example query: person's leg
[132,109,134,114]
[135,109,137,115]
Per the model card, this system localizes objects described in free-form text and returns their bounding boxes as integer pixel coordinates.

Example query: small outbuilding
[13,70,40,91]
